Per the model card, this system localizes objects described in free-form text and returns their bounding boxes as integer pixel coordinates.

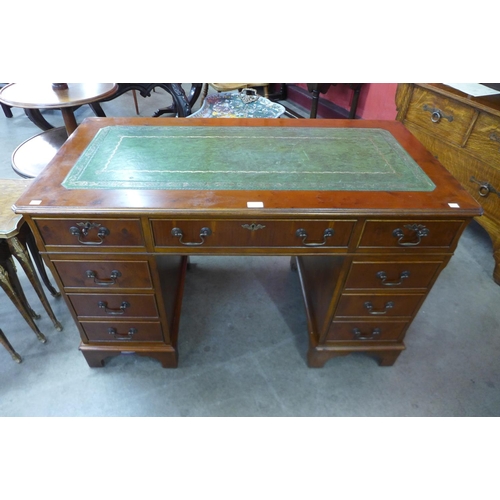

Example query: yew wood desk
[14,117,482,369]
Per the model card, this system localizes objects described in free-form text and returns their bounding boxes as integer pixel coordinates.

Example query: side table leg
[0,328,22,363]
[24,226,60,297]
[0,264,47,343]
[8,236,63,332]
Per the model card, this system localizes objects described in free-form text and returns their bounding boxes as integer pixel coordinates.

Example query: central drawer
[152,219,355,248]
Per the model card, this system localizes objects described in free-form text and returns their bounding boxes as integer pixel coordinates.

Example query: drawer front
[345,261,443,290]
[68,293,159,318]
[34,218,145,248]
[358,220,463,250]
[81,321,163,342]
[326,321,408,342]
[53,260,153,290]
[335,293,425,318]
[152,219,354,248]
[405,87,475,145]
[465,112,500,165]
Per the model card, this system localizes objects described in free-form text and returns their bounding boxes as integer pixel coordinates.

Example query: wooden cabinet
[14,117,481,369]
[396,83,500,284]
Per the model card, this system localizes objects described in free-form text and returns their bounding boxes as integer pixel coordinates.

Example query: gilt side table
[0,179,62,346]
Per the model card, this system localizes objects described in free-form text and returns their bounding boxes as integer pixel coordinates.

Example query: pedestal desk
[14,117,481,368]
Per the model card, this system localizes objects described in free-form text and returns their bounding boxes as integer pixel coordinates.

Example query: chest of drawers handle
[70,222,110,245]
[422,105,454,123]
[108,327,137,340]
[295,228,334,247]
[352,327,381,340]
[86,270,122,286]
[171,227,212,246]
[490,132,500,150]
[392,224,429,246]
[98,301,130,315]
[470,176,500,198]
[376,270,410,286]
[364,301,394,315]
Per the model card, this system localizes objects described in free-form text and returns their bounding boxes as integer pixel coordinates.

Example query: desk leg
[8,236,63,332]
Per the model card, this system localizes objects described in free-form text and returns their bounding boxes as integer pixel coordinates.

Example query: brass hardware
[423,104,453,123]
[108,327,137,340]
[98,301,130,315]
[364,301,394,315]
[376,270,410,286]
[470,176,500,198]
[489,132,500,149]
[242,223,266,231]
[171,227,212,246]
[352,327,381,340]
[295,228,334,247]
[86,270,121,286]
[70,222,109,245]
[392,224,429,246]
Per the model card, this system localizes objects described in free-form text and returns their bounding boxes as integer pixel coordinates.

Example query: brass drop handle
[470,176,500,198]
[98,301,130,315]
[489,132,500,150]
[377,270,410,286]
[70,222,109,245]
[353,327,381,340]
[295,228,334,247]
[108,327,137,340]
[86,270,121,286]
[392,224,429,246]
[364,301,394,315]
[171,227,212,246]
[423,104,453,123]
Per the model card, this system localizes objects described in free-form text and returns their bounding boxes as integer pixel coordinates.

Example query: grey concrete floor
[1,86,500,416]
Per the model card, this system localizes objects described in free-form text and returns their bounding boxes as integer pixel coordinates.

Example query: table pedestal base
[12,127,68,178]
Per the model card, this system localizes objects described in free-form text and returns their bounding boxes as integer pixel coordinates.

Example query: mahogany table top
[14,117,482,219]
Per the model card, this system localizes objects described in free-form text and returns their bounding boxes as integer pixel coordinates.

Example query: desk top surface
[0,83,118,109]
[61,124,435,192]
[14,117,482,218]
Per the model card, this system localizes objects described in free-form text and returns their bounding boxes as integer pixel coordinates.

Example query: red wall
[294,83,398,120]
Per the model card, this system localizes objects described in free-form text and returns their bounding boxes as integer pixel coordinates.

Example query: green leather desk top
[62,125,435,192]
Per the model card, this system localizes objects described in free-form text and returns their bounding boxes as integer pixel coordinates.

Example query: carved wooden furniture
[1,179,62,346]
[14,117,481,369]
[307,84,363,119]
[0,83,118,178]
[396,83,500,284]
[93,83,200,118]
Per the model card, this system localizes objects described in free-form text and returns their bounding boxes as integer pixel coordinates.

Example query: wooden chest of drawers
[14,117,481,369]
[396,83,500,284]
